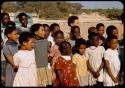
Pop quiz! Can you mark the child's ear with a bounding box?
[35,31,38,35]
[7,34,11,38]
[23,41,27,46]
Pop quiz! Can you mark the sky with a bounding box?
[70,1,123,9]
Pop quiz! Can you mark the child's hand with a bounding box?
[13,65,19,72]
[93,72,100,78]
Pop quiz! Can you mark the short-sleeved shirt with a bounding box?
[3,40,19,61]
[104,48,121,86]
[72,53,88,76]
[34,39,50,68]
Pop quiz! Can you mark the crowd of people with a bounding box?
[1,12,124,87]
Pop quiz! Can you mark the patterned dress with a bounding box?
[54,56,79,87]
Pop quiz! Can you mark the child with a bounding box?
[13,32,37,86]
[87,27,97,47]
[68,15,79,27]
[96,23,106,46]
[3,26,19,87]
[69,26,81,47]
[54,41,79,87]
[66,15,79,40]
[49,30,64,82]
[30,23,52,86]
[1,37,7,86]
[43,24,50,39]
[105,25,119,50]
[48,23,60,46]
[17,12,30,32]
[104,35,121,86]
[72,38,89,86]
[86,32,105,86]
[1,12,11,43]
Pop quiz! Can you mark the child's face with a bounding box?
[91,36,99,47]
[24,38,34,50]
[109,39,118,50]
[71,19,79,26]
[35,26,45,38]
[44,26,50,39]
[112,29,118,38]
[78,44,86,55]
[98,26,105,36]
[74,28,80,39]
[62,43,71,55]
[8,30,19,41]
[54,33,64,45]
[2,15,10,25]
[20,16,28,27]
[53,26,60,34]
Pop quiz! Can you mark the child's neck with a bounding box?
[8,39,16,42]
[36,36,44,40]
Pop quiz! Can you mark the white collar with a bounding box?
[62,56,71,60]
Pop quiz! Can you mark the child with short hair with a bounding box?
[49,30,64,82]
[30,23,52,87]
[104,35,121,86]
[68,15,79,27]
[69,26,81,47]
[96,23,106,46]
[54,41,79,87]
[13,32,37,86]
[3,26,19,87]
[17,12,30,32]
[43,24,50,39]
[48,23,60,46]
[86,32,105,86]
[72,38,89,86]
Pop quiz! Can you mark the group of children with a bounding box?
[1,12,124,87]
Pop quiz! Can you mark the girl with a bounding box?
[3,26,19,87]
[105,25,119,50]
[72,38,89,86]
[48,23,60,46]
[54,41,79,87]
[49,30,64,83]
[43,24,50,39]
[69,26,81,47]
[13,32,37,86]
[104,35,121,86]
[30,23,52,86]
[96,23,106,46]
[1,12,11,43]
[86,32,105,86]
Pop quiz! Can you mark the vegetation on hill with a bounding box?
[1,1,123,20]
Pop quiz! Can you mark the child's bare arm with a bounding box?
[87,60,95,74]
[55,70,63,86]
[5,55,15,67]
[96,59,104,74]
[105,60,117,82]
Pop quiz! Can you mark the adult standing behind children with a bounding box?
[3,26,19,87]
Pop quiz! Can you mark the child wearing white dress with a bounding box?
[104,35,121,86]
[13,32,37,86]
[86,33,105,86]
[72,38,89,86]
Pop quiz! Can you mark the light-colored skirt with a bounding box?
[37,66,53,86]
